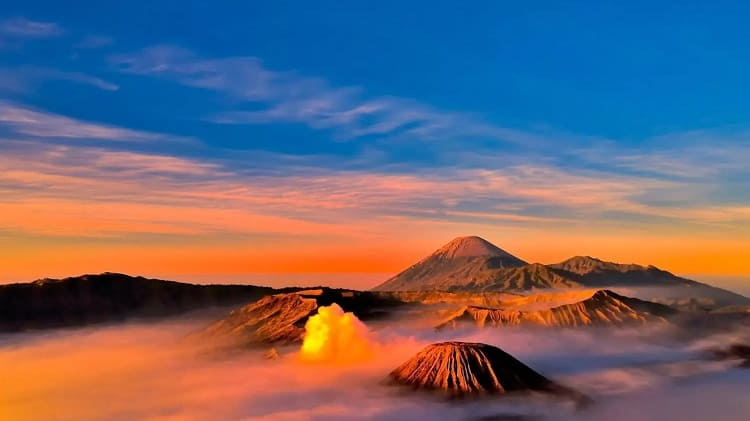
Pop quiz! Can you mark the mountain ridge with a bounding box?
[549,255,648,275]
[199,288,405,347]
[0,272,292,332]
[372,236,749,307]
[437,289,677,330]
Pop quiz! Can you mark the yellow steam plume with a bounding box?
[300,303,373,363]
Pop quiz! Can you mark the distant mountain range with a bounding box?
[1,237,747,334]
[0,273,287,332]
[372,236,749,306]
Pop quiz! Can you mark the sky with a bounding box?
[1,1,749,287]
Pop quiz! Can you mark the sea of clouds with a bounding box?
[1,307,749,421]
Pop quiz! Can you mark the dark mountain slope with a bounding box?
[0,273,281,332]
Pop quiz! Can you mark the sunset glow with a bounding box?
[0,4,748,291]
[3,4,750,421]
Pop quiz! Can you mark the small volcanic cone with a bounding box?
[389,342,586,402]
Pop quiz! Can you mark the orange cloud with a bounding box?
[1,141,750,283]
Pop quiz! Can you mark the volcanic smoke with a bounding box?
[300,303,373,363]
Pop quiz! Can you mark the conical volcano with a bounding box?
[431,236,517,259]
[389,341,579,398]
[372,236,529,291]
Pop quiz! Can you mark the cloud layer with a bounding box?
[2,315,749,420]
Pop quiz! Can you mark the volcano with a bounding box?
[372,237,749,308]
[389,341,584,400]
[201,292,317,346]
[428,236,520,259]
[199,288,404,347]
[372,236,533,291]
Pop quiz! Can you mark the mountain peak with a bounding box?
[389,342,548,395]
[371,236,528,291]
[433,236,511,259]
[551,256,644,275]
[566,255,603,263]
[389,341,582,400]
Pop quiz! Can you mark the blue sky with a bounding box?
[4,1,750,141]
[1,1,749,281]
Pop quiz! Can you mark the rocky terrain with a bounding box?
[437,289,677,330]
[201,292,318,345]
[373,290,523,307]
[199,288,404,346]
[389,341,584,401]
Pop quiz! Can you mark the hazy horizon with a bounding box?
[3,270,749,298]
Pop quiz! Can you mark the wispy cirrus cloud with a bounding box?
[101,44,750,202]
[0,17,63,39]
[0,102,188,142]
[109,45,542,145]
[0,141,363,238]
[575,129,750,180]
[2,139,746,242]
[0,66,119,92]
[551,132,750,229]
